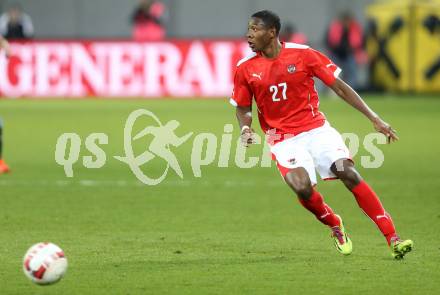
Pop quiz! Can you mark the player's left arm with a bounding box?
[330,77,399,143]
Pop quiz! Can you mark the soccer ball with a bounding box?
[23,242,68,285]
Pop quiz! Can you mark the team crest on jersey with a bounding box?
[287,64,296,73]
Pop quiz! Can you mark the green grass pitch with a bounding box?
[0,96,439,294]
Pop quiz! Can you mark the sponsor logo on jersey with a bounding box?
[251,72,263,80]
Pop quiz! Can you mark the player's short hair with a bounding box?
[251,10,281,36]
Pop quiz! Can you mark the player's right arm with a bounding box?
[0,36,11,58]
[236,105,255,146]
[230,64,255,146]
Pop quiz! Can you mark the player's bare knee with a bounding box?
[295,183,313,200]
[331,159,361,189]
[339,167,362,189]
[284,172,313,200]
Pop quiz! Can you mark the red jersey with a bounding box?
[230,42,341,139]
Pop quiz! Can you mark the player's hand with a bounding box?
[240,126,256,147]
[372,117,399,144]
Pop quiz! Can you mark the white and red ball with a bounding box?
[23,242,68,285]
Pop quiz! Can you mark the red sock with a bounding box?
[351,180,397,245]
[298,189,340,228]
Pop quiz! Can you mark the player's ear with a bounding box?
[270,27,277,38]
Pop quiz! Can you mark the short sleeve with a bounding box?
[306,48,341,86]
[229,65,252,107]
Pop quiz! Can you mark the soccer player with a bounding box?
[230,10,413,259]
[0,35,11,174]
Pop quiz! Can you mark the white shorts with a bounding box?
[270,122,351,185]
